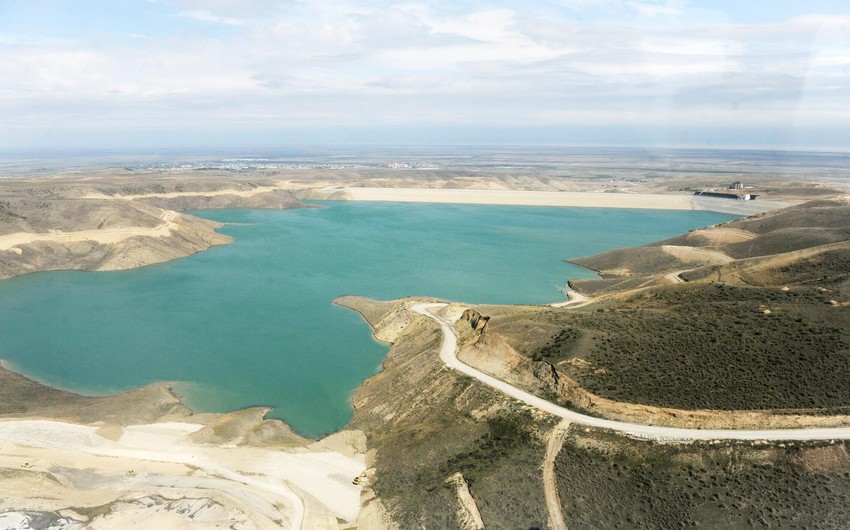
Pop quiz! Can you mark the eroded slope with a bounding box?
[339,297,554,529]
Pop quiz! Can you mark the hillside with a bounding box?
[568,197,850,297]
[336,198,850,528]
[449,199,847,418]
[337,296,555,529]
[0,179,303,279]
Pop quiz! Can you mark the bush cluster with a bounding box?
[522,284,850,411]
[556,436,850,529]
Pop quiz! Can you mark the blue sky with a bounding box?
[1,0,849,149]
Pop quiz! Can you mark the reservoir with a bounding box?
[0,202,735,437]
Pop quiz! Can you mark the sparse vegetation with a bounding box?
[371,409,550,529]
[357,198,850,527]
[347,309,553,528]
[556,429,850,529]
[491,282,850,412]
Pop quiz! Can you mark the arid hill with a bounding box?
[568,197,850,297]
[0,179,303,279]
[333,198,850,528]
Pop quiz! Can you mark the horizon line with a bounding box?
[2,144,850,157]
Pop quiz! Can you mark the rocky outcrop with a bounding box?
[454,308,489,345]
[459,309,489,332]
[458,324,547,393]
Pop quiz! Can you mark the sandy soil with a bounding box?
[81,182,289,201]
[660,245,734,265]
[543,420,572,530]
[688,226,757,244]
[550,289,592,308]
[0,210,181,252]
[446,473,485,530]
[0,419,365,530]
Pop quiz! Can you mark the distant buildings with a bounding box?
[693,181,757,200]
[694,190,757,201]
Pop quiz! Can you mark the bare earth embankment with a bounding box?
[0,364,367,529]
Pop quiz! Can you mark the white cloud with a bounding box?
[1,0,849,147]
[626,0,685,17]
[558,0,686,18]
[173,9,246,26]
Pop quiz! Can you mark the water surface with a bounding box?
[0,202,735,437]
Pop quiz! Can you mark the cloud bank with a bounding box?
[0,0,848,148]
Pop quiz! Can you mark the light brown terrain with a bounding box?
[334,194,850,528]
[0,178,305,279]
[0,363,368,529]
[1,161,839,280]
[0,163,848,528]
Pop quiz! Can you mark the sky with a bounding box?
[1,0,849,150]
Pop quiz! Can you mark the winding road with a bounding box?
[412,303,850,442]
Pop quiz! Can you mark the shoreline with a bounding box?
[0,190,803,433]
[0,191,790,426]
[0,359,368,528]
[0,168,845,527]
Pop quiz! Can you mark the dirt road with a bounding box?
[412,303,850,441]
[543,419,572,530]
[0,419,365,529]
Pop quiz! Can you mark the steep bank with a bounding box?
[336,296,555,529]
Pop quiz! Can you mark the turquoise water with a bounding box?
[0,202,735,437]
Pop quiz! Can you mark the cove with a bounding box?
[0,202,736,437]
